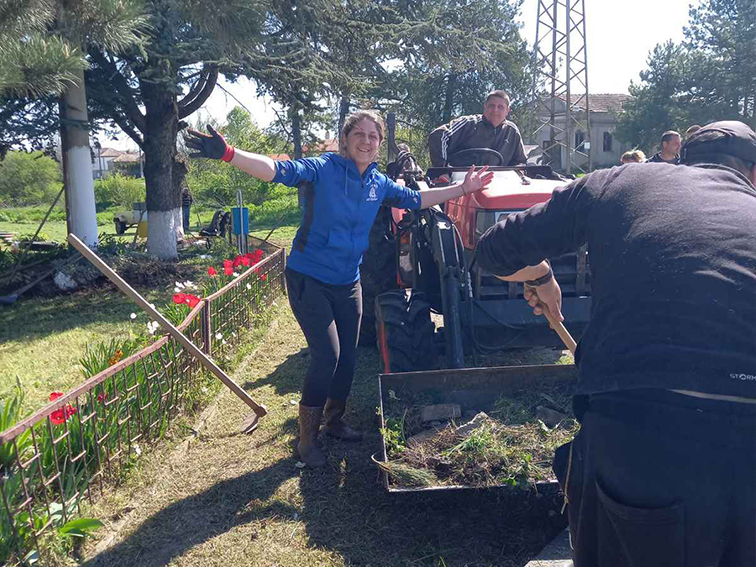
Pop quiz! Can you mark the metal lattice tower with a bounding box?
[530,0,592,173]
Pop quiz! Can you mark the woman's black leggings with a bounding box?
[285,268,362,407]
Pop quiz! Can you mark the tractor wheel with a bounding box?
[359,206,398,347]
[375,290,437,373]
[114,220,127,235]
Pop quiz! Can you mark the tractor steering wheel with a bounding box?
[447,148,505,167]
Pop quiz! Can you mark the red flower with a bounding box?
[173,293,188,304]
[240,256,250,266]
[255,249,264,260]
[207,266,218,276]
[244,252,256,262]
[261,274,268,282]
[185,294,201,309]
[97,392,108,403]
[232,257,243,268]
[49,392,77,425]
[224,266,234,276]
[223,259,233,269]
[253,266,261,275]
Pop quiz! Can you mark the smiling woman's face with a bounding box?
[344,118,381,170]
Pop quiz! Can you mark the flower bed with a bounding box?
[0,239,286,565]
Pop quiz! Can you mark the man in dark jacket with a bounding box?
[181,184,193,231]
[475,121,756,566]
[428,90,527,168]
[647,130,682,164]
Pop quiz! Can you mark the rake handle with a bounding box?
[68,234,267,418]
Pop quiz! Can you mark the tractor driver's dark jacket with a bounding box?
[428,115,527,168]
[647,152,680,164]
[475,162,756,400]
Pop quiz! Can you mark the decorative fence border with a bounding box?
[0,242,286,565]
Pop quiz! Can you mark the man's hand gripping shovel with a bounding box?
[69,234,267,433]
[524,283,577,355]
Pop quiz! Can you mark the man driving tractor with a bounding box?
[428,90,528,170]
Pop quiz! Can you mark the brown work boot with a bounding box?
[297,404,326,468]
[323,398,363,441]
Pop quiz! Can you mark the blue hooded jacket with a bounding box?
[273,153,422,285]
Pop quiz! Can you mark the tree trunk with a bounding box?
[59,68,98,247]
[142,81,180,260]
[442,73,457,124]
[338,95,350,152]
[291,108,304,209]
[291,109,303,159]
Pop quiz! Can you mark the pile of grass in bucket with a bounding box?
[379,380,578,489]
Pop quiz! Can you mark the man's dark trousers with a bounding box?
[560,390,756,566]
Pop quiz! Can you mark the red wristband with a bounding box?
[221,145,235,163]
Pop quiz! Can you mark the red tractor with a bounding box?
[359,146,592,373]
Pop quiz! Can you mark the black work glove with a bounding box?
[185,124,233,161]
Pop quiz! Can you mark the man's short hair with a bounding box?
[485,90,510,105]
[681,121,756,176]
[661,131,680,144]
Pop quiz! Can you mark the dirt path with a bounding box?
[82,308,567,567]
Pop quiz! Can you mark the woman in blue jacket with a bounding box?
[187,110,493,467]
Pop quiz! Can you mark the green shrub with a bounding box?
[0,151,62,207]
[94,173,146,209]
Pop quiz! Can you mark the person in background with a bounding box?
[181,184,193,232]
[646,130,681,164]
[186,110,493,468]
[620,149,646,164]
[475,121,756,566]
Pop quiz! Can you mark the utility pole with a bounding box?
[530,0,592,174]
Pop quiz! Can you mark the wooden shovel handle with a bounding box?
[542,307,577,355]
[68,234,267,417]
[524,283,577,355]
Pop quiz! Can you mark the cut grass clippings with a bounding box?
[80,307,567,567]
[379,380,577,490]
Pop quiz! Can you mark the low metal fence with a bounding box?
[0,245,286,565]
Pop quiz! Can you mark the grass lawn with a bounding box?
[0,215,299,412]
[0,289,163,412]
[0,209,299,248]
[81,307,569,567]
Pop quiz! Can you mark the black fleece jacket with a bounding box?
[475,162,756,399]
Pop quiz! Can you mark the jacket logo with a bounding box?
[367,184,378,202]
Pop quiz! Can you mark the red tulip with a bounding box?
[49,392,77,425]
[207,266,218,276]
[185,294,201,309]
[173,293,188,304]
